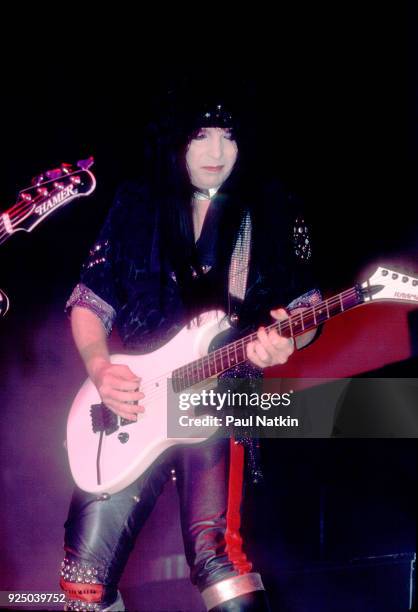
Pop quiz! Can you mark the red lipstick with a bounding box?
[201,166,224,172]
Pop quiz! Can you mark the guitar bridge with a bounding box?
[90,403,135,435]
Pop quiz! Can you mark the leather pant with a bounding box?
[60,437,268,610]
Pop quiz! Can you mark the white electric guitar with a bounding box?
[67,266,418,495]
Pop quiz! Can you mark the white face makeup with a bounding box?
[186,127,238,191]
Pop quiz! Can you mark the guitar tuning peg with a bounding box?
[53,181,65,190]
[46,168,63,180]
[61,163,72,174]
[37,186,48,196]
[22,192,32,202]
[31,174,44,186]
[77,156,94,170]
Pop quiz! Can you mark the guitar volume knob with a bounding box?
[118,432,129,444]
[32,174,44,185]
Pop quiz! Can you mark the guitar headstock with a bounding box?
[361,266,418,304]
[0,288,10,317]
[1,157,96,236]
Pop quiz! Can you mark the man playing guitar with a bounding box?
[60,87,317,611]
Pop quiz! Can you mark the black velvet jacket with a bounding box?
[69,178,317,352]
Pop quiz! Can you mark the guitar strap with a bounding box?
[228,211,251,319]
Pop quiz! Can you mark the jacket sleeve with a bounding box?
[65,182,144,334]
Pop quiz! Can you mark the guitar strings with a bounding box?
[133,287,360,410]
[0,192,58,246]
[0,188,61,242]
[135,287,359,394]
[171,287,360,382]
[133,289,358,407]
[0,193,47,243]
[133,287,360,404]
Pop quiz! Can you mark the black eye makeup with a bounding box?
[189,127,236,142]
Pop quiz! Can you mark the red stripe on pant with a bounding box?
[225,437,252,574]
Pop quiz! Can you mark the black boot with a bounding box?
[209,589,271,611]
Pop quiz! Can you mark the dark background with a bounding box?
[1,4,418,307]
[0,5,417,611]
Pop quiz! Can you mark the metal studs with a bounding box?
[65,600,101,612]
[293,216,312,261]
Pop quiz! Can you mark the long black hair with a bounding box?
[143,83,259,287]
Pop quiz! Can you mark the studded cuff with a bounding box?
[66,283,116,335]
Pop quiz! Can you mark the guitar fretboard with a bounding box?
[172,286,363,392]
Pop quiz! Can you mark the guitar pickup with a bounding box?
[90,403,135,435]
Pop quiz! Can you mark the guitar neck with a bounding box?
[0,214,12,245]
[0,162,96,247]
[172,286,364,392]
